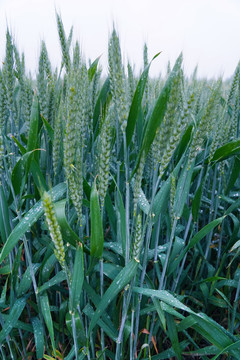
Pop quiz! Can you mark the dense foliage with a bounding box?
[0,14,240,360]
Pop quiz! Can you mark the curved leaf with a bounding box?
[88,259,138,335]
[40,292,55,355]
[0,183,66,264]
[126,52,161,147]
[54,199,82,248]
[32,317,44,359]
[70,244,84,312]
[210,139,240,163]
[93,77,111,138]
[0,296,27,344]
[38,270,67,294]
[90,180,104,259]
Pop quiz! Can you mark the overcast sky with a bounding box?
[0,0,239,79]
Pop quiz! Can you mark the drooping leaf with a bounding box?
[133,287,194,314]
[191,313,240,357]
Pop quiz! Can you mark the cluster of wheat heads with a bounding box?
[0,13,240,360]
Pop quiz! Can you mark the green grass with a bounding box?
[0,14,240,360]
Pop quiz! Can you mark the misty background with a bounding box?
[0,0,239,79]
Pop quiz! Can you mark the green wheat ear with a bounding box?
[0,70,8,130]
[73,41,81,70]
[56,12,71,73]
[4,29,16,127]
[68,149,84,227]
[108,27,128,133]
[188,80,222,168]
[132,213,143,262]
[153,67,186,176]
[63,66,87,226]
[41,191,66,270]
[37,41,51,120]
[133,154,145,217]
[127,61,135,103]
[142,43,150,113]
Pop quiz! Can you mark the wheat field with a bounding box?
[0,13,240,360]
